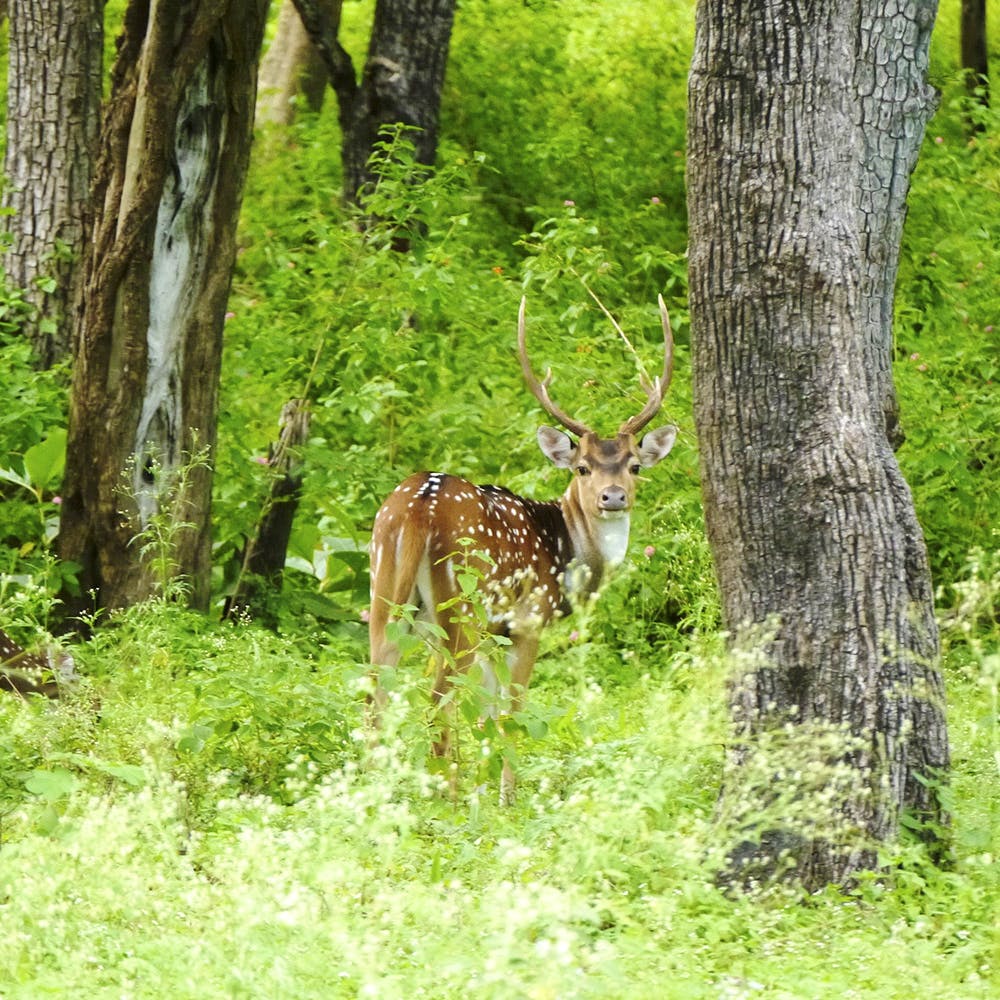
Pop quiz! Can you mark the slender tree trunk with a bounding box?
[688,0,949,890]
[256,0,329,126]
[2,0,103,367]
[961,0,989,112]
[224,399,310,629]
[291,0,457,202]
[58,0,269,618]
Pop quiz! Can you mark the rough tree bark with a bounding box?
[291,0,457,202]
[688,0,949,889]
[857,4,939,449]
[256,0,329,126]
[2,0,103,367]
[58,0,269,617]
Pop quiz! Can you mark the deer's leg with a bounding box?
[428,609,479,798]
[368,598,404,717]
[368,527,428,720]
[499,630,540,807]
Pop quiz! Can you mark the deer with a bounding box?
[368,296,678,805]
[0,627,77,699]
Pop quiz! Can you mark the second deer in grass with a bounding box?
[369,297,678,804]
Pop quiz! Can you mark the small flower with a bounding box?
[568,630,580,642]
[224,311,236,321]
[909,352,920,361]
[360,609,371,624]
[986,325,994,333]
[253,455,270,465]
[492,266,504,275]
[934,136,944,144]
[643,545,656,558]
[52,495,62,505]
[917,363,928,372]
[650,196,662,205]
[563,199,575,207]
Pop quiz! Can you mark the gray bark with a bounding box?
[256,0,329,126]
[291,0,457,202]
[857,3,938,448]
[58,0,269,617]
[688,0,949,890]
[2,0,103,367]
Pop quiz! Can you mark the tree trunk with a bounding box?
[688,0,949,890]
[256,0,329,126]
[961,0,989,112]
[58,0,269,618]
[291,0,457,202]
[857,3,939,449]
[224,399,310,629]
[2,0,103,367]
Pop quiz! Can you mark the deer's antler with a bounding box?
[618,294,674,437]
[517,297,593,438]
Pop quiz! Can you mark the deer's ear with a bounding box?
[637,425,677,467]
[537,425,576,468]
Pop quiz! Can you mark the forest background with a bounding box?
[0,0,998,996]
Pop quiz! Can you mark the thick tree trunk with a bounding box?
[58,0,269,618]
[292,0,456,202]
[688,1,949,890]
[857,3,939,449]
[256,0,329,126]
[2,0,103,367]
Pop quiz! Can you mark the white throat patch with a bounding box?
[595,514,630,568]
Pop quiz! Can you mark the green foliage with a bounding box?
[0,1,997,994]
[895,79,1000,588]
[0,289,68,570]
[0,597,996,996]
[123,445,212,601]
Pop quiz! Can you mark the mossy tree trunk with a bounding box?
[688,0,949,889]
[2,0,103,367]
[58,0,268,617]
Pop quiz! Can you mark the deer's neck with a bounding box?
[558,491,631,598]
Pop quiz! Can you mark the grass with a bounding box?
[0,599,996,998]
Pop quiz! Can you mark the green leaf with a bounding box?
[95,763,148,787]
[0,465,32,492]
[177,723,213,753]
[23,428,67,492]
[25,768,76,803]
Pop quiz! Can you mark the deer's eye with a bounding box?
[630,463,642,475]
[576,465,591,477]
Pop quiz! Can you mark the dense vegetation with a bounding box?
[0,1,997,995]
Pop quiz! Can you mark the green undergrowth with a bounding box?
[0,595,996,997]
[0,1,998,996]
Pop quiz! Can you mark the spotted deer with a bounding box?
[369,297,678,804]
[0,627,76,698]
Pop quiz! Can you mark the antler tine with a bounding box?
[517,297,593,438]
[618,294,674,437]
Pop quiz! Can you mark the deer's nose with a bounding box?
[599,486,628,511]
